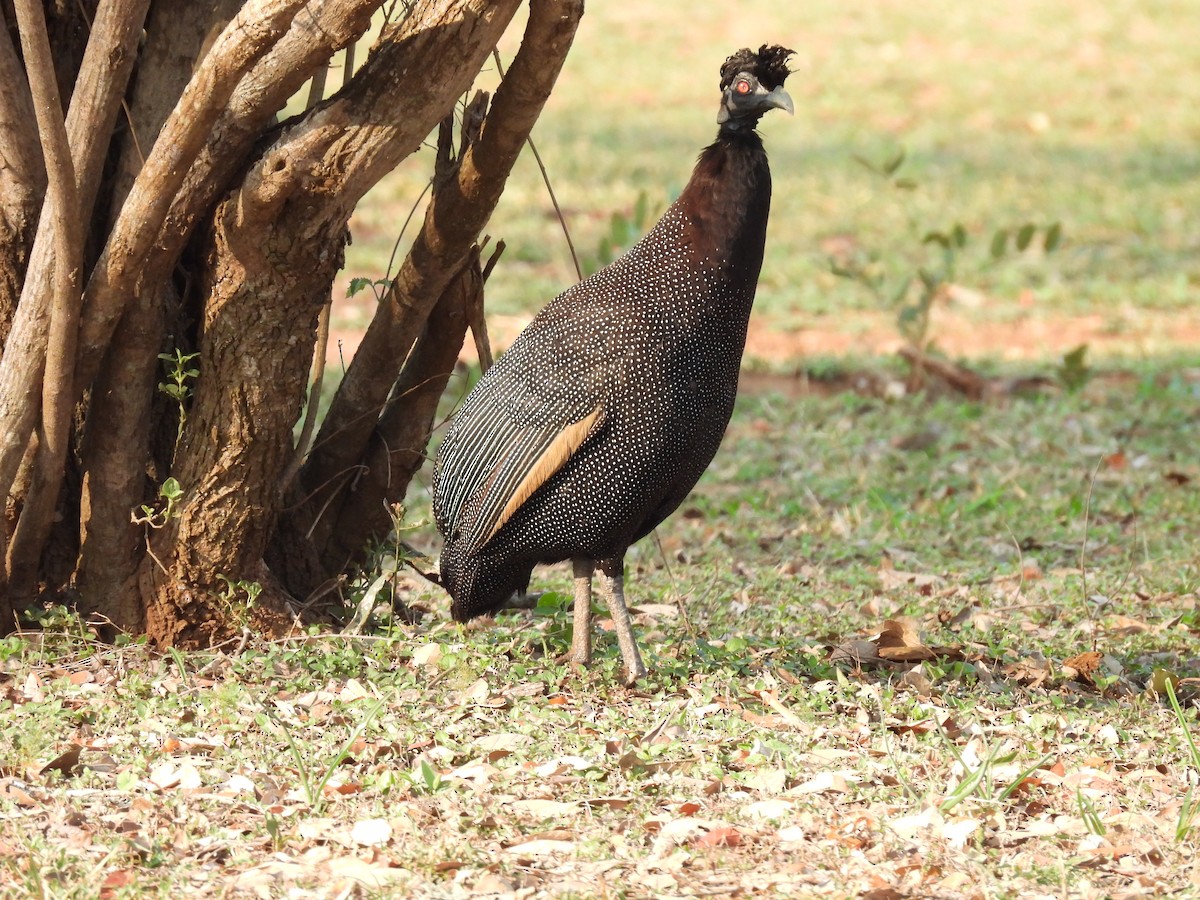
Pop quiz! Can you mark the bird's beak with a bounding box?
[762,86,794,116]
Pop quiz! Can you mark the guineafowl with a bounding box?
[432,45,794,683]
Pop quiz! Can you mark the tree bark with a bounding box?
[296,0,583,567]
[5,0,84,599]
[7,0,153,601]
[0,0,304,556]
[137,0,523,647]
[75,0,243,625]
[0,11,44,352]
[0,17,42,625]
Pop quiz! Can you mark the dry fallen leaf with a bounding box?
[697,825,743,848]
[875,618,935,662]
[502,838,575,857]
[1063,650,1103,685]
[1105,615,1153,636]
[830,639,881,668]
[349,818,392,847]
[326,856,410,889]
[878,568,945,592]
[791,771,853,795]
[40,744,84,779]
[1003,656,1052,688]
[510,799,578,819]
[743,798,793,820]
[410,644,441,668]
[581,796,632,810]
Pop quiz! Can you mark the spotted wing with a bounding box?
[432,305,612,554]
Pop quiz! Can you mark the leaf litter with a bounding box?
[2,372,1200,897]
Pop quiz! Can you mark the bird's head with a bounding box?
[717,44,795,130]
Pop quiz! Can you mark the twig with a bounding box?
[491,47,582,281]
[897,344,987,399]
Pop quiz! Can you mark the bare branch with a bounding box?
[5,0,83,596]
[135,0,383,316]
[321,249,478,573]
[7,0,153,597]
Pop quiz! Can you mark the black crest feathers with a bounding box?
[719,44,795,91]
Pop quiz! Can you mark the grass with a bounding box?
[338,0,1200,356]
[3,361,1200,895]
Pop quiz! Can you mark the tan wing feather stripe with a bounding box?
[483,404,606,546]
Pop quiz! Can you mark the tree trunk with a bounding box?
[75,0,243,624]
[137,0,524,645]
[0,0,583,643]
[0,9,44,351]
[319,245,479,578]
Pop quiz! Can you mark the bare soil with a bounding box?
[327,296,1199,374]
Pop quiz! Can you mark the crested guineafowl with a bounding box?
[432,45,794,683]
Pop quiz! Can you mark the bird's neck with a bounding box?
[674,129,772,290]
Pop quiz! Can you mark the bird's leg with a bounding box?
[570,557,594,667]
[597,556,647,685]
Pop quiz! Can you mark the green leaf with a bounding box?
[852,153,880,174]
[1044,221,1063,252]
[952,223,968,248]
[160,477,183,502]
[922,231,950,248]
[893,177,918,190]
[534,590,571,615]
[888,276,913,306]
[420,759,440,793]
[1016,223,1037,252]
[990,229,1009,259]
[347,277,373,298]
[634,191,649,227]
[1057,343,1091,393]
[883,146,906,175]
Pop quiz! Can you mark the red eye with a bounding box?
[736,80,751,94]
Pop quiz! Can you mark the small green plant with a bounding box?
[1164,678,1200,841]
[584,191,661,276]
[399,758,449,796]
[1076,787,1106,836]
[347,276,395,301]
[1056,343,1091,393]
[131,476,184,528]
[833,146,1062,377]
[261,697,385,815]
[158,349,200,449]
[215,576,263,630]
